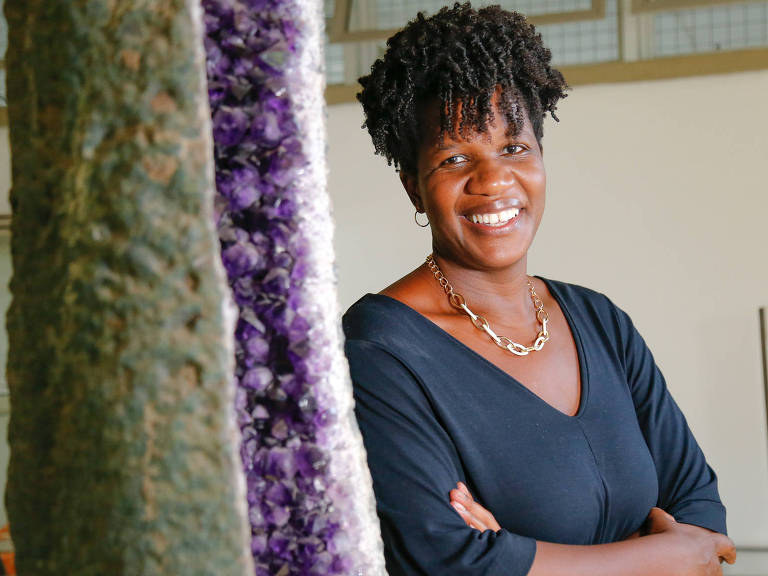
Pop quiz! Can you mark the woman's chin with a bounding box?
[437,245,530,272]
[452,216,534,266]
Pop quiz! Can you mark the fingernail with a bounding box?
[452,501,466,513]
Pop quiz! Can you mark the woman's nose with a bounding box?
[466,158,515,195]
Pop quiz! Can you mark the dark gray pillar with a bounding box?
[3,2,253,574]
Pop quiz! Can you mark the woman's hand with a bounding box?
[448,482,501,532]
[447,487,737,575]
[643,507,737,574]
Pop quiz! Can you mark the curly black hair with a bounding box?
[357,2,569,174]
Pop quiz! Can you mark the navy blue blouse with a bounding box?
[342,277,727,576]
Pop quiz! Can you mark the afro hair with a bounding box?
[357,2,569,174]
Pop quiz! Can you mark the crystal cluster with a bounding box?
[202,1,385,574]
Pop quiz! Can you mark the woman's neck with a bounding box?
[426,251,535,323]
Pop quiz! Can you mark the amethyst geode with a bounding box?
[202,1,385,574]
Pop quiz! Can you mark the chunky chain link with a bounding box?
[425,253,550,356]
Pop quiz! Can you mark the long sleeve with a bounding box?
[613,304,728,535]
[345,338,538,576]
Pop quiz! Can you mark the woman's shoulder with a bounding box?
[342,292,401,335]
[341,292,425,351]
[342,264,437,347]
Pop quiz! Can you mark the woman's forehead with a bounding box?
[417,95,531,146]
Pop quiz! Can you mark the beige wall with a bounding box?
[328,68,768,566]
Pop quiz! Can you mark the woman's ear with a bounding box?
[399,170,423,212]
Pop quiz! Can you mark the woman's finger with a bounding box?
[450,488,500,532]
[450,489,488,530]
[451,500,487,531]
[457,481,472,499]
[716,535,737,564]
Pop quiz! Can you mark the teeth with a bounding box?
[469,208,520,226]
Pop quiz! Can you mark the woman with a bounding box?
[342,3,736,575]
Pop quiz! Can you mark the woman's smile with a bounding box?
[466,207,519,226]
[461,207,523,233]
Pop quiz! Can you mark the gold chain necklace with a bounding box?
[425,253,550,356]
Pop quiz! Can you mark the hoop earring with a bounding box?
[414,210,430,228]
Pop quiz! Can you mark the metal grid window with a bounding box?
[356,0,594,31]
[325,40,346,85]
[541,0,619,65]
[326,0,619,85]
[655,0,768,56]
[325,0,336,19]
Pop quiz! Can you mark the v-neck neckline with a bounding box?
[362,276,590,420]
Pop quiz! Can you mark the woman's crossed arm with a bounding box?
[449,482,737,576]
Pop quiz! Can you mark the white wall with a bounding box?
[328,69,768,562]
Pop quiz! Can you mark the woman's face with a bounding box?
[402,94,546,272]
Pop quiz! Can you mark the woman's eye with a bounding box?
[504,144,526,155]
[441,155,467,166]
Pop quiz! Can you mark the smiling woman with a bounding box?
[341,3,737,576]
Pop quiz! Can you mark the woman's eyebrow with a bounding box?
[432,142,462,152]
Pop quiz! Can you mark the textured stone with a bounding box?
[4,1,253,574]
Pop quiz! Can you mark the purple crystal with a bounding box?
[296,444,327,478]
[266,504,291,528]
[268,533,291,557]
[221,242,261,277]
[213,106,250,148]
[203,0,359,573]
[251,533,268,556]
[241,366,272,392]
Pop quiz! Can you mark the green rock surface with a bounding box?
[3,1,253,574]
